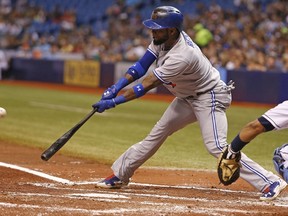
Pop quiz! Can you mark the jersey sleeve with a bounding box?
[147,42,160,59]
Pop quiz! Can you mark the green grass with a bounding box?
[0,84,286,171]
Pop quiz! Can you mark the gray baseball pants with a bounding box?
[112,82,279,191]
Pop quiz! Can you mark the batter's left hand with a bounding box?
[102,85,118,100]
[92,99,116,113]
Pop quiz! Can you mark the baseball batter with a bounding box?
[225,100,288,200]
[92,6,284,200]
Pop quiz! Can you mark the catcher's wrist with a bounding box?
[227,145,239,159]
[228,145,238,154]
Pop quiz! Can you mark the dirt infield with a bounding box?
[0,81,287,215]
[0,142,287,216]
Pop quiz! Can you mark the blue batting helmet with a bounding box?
[143,6,183,32]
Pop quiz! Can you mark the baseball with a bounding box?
[0,107,7,118]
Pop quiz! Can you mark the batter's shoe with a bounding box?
[96,174,128,189]
[260,179,287,201]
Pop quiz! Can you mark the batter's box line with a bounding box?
[0,160,256,196]
[0,161,74,185]
[3,160,286,204]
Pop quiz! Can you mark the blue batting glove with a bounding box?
[92,99,116,113]
[102,85,118,100]
[102,78,129,100]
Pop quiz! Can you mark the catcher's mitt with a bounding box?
[217,146,241,186]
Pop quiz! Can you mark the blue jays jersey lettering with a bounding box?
[149,31,219,98]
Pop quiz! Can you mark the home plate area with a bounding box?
[0,143,288,215]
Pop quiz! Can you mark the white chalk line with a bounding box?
[0,202,162,215]
[1,161,288,215]
[27,179,257,197]
[0,202,256,216]
[0,193,260,216]
[31,182,288,205]
[73,180,257,196]
[0,200,253,216]
[26,181,288,208]
[95,189,288,208]
[0,162,73,185]
[0,192,276,216]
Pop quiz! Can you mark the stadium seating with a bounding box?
[24,0,276,35]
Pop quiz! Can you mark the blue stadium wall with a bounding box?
[10,58,288,104]
[227,70,288,104]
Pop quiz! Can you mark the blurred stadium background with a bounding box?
[0,0,287,171]
[0,0,287,104]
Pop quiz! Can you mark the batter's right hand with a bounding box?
[102,85,118,100]
[92,99,116,113]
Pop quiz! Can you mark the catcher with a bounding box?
[273,143,288,183]
[218,100,288,201]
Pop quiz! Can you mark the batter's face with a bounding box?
[152,29,170,45]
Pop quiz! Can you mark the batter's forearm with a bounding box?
[114,73,162,106]
[122,88,139,101]
[114,84,147,105]
[112,71,141,96]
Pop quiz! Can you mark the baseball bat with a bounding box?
[41,108,97,161]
